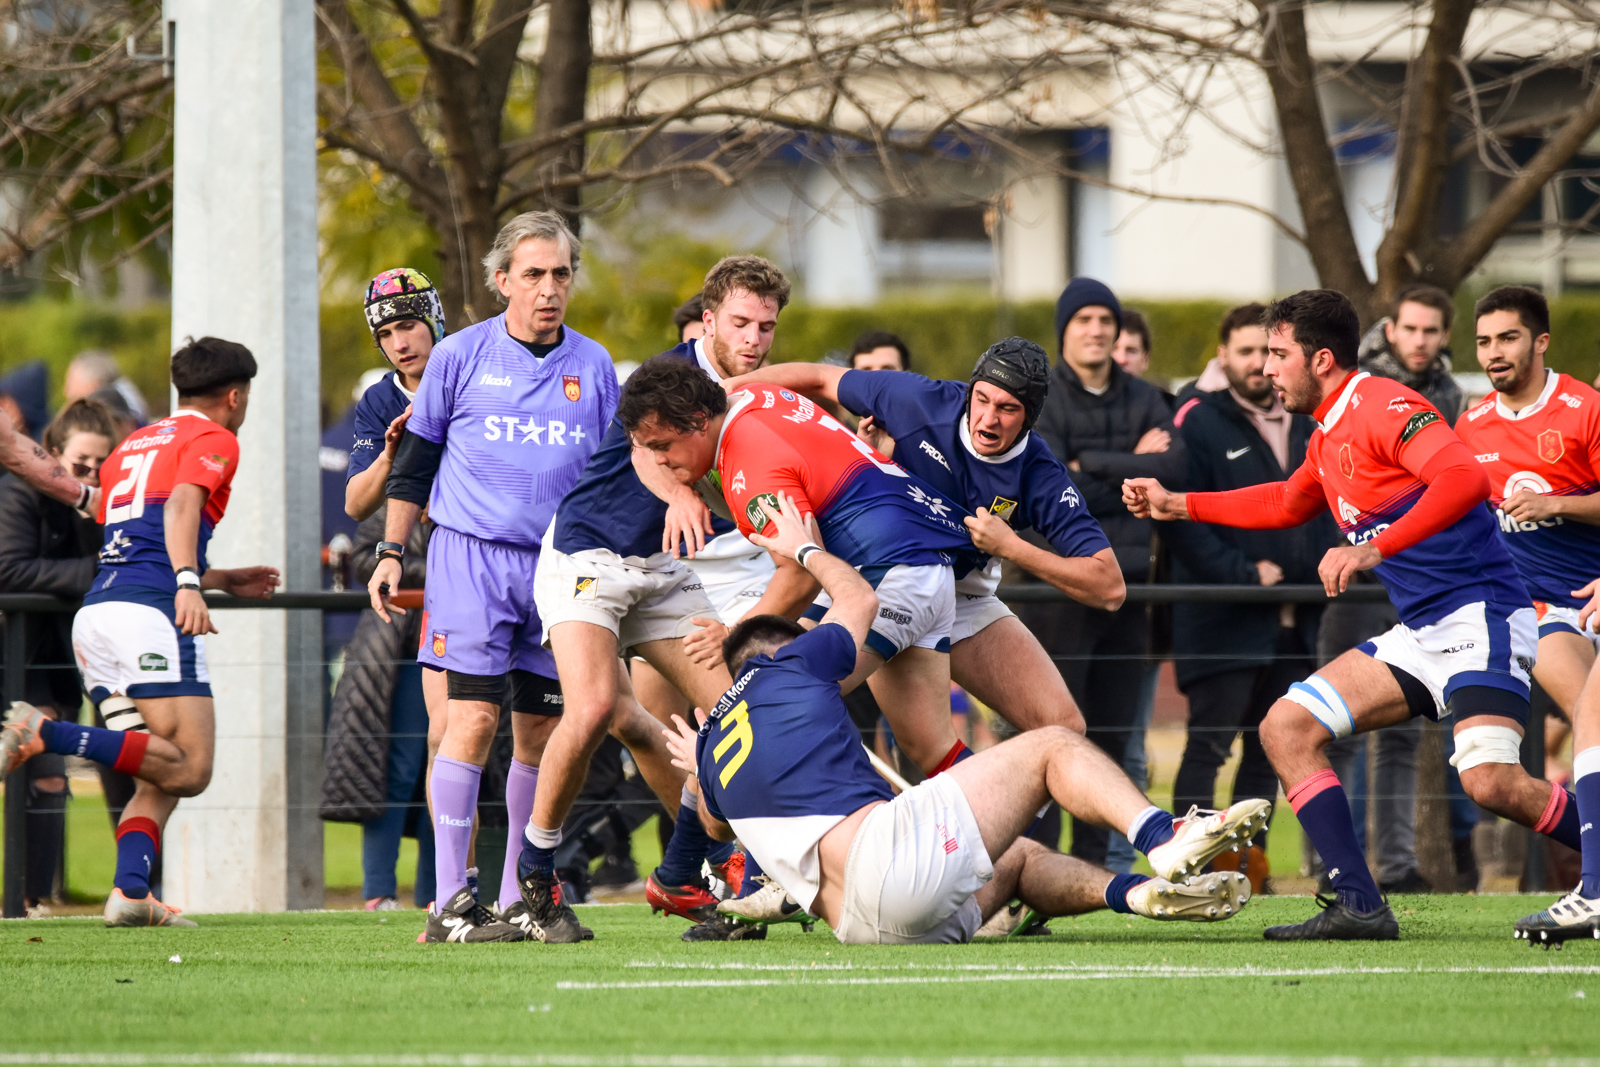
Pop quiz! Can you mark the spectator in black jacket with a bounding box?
[0,399,119,912]
[1163,305,1339,890]
[1028,277,1186,864]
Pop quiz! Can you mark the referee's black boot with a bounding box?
[423,887,526,943]
[518,868,590,944]
[1263,894,1399,941]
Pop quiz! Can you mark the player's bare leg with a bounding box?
[1534,630,1595,720]
[631,658,692,728]
[842,646,960,774]
[951,616,1087,734]
[635,635,732,713]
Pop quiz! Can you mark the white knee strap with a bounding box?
[1449,725,1523,772]
[1284,676,1356,739]
[99,695,147,733]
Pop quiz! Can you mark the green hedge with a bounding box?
[6,293,1599,427]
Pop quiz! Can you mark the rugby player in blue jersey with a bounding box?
[519,258,818,943]
[660,491,1258,943]
[367,212,679,943]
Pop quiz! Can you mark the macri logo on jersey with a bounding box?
[1497,470,1564,532]
[482,415,588,446]
[1337,495,1390,545]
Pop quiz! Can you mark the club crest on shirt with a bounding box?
[1400,410,1441,443]
[989,496,1018,523]
[431,632,446,657]
[573,576,599,601]
[1539,428,1565,464]
[562,374,581,402]
[1339,443,1355,479]
[746,492,780,530]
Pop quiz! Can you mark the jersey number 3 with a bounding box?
[713,700,754,787]
[104,451,158,523]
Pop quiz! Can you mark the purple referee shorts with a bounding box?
[419,526,557,678]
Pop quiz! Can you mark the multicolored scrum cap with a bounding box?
[364,268,446,344]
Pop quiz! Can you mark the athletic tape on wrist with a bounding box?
[795,542,824,571]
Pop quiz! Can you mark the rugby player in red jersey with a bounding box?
[1124,290,1580,941]
[1454,286,1600,943]
[0,337,280,926]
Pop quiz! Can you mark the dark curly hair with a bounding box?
[618,354,728,435]
[1264,290,1360,370]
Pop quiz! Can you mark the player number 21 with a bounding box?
[104,451,158,523]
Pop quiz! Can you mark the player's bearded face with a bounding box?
[1264,327,1319,414]
[632,415,714,483]
[968,382,1026,454]
[705,290,779,378]
[1476,309,1538,395]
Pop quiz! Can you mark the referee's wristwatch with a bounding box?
[375,541,405,564]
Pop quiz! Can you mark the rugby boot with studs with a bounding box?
[0,702,47,777]
[423,887,526,943]
[500,897,592,942]
[1147,799,1273,883]
[716,874,811,929]
[1514,887,1600,949]
[517,868,589,943]
[1263,893,1398,941]
[1125,872,1250,922]
[681,914,769,942]
[645,871,719,922]
[104,888,197,928]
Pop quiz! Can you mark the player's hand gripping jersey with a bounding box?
[1186,371,1527,629]
[407,318,618,548]
[835,369,1110,573]
[705,387,973,570]
[1456,371,1600,609]
[697,623,894,914]
[86,411,238,602]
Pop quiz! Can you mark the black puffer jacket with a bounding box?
[320,508,430,823]
[0,474,102,706]
[1033,361,1186,580]
[1163,389,1339,687]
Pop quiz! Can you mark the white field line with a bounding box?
[6,1055,1600,1067]
[547,959,1600,990]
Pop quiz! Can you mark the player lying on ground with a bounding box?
[660,491,1263,943]
[513,258,812,944]
[1123,289,1582,942]
[0,337,280,927]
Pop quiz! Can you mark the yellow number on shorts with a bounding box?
[713,700,753,787]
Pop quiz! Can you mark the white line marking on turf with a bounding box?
[548,960,1600,990]
[7,1055,1600,1067]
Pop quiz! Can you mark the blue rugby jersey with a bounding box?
[552,340,737,561]
[837,370,1111,574]
[698,623,894,913]
[406,317,616,548]
[348,372,413,480]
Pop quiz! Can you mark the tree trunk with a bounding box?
[1413,719,1456,892]
[532,0,592,225]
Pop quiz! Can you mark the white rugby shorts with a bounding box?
[1534,601,1600,651]
[1355,600,1536,721]
[804,563,955,659]
[833,772,992,945]
[950,559,1015,645]
[534,541,716,654]
[72,598,212,704]
[688,529,774,626]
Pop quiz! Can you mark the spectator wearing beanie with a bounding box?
[1026,277,1185,866]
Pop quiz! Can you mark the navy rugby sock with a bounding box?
[1127,805,1175,854]
[519,824,560,879]
[1104,872,1149,914]
[114,816,160,900]
[655,786,713,886]
[1534,781,1582,852]
[39,718,147,774]
[1575,748,1600,898]
[1288,770,1382,912]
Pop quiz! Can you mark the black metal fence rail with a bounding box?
[0,583,1392,916]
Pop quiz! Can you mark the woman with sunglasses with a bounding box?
[0,397,120,914]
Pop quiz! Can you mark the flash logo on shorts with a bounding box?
[432,632,446,657]
[573,576,599,601]
[138,653,167,672]
[989,497,1018,523]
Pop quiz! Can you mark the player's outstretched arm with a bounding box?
[1121,478,1189,521]
[0,406,95,512]
[721,362,846,404]
[748,491,877,646]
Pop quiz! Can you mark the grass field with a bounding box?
[3,895,1599,1066]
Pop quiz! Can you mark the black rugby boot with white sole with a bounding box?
[518,868,589,944]
[423,887,527,943]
